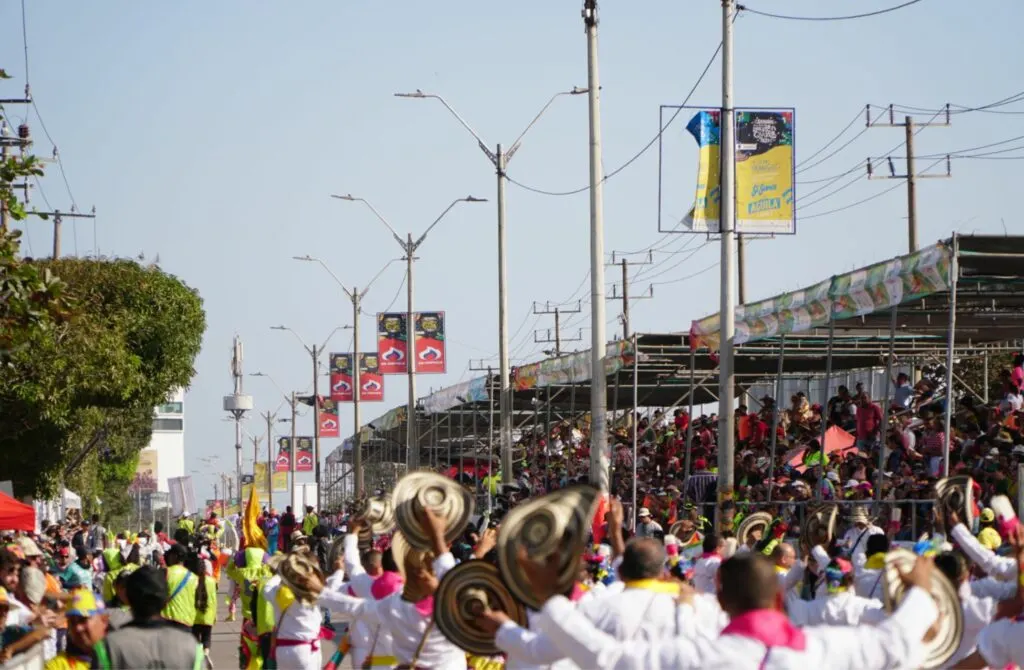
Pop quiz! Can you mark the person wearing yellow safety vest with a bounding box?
[178,514,196,536]
[161,545,198,629]
[188,553,218,669]
[253,555,285,667]
[226,544,269,669]
[100,548,126,605]
[93,565,204,670]
[301,507,319,536]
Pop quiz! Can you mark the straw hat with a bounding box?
[736,512,772,546]
[801,503,838,549]
[496,484,600,611]
[848,505,871,526]
[882,549,963,668]
[278,551,325,605]
[433,560,527,656]
[935,475,974,531]
[392,471,474,550]
[353,496,396,535]
[669,521,698,546]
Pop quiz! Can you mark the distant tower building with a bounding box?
[134,388,185,494]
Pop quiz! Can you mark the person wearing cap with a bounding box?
[93,566,203,669]
[160,545,197,630]
[976,508,1002,551]
[634,508,662,539]
[44,590,105,670]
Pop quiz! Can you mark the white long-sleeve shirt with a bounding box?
[785,590,886,627]
[951,523,1016,580]
[693,554,722,594]
[840,524,884,566]
[975,617,1024,667]
[338,533,394,669]
[939,581,997,669]
[533,586,938,670]
[319,552,464,670]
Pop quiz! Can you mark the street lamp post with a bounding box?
[395,87,586,483]
[250,372,303,504]
[293,256,400,498]
[331,194,486,470]
[270,326,346,507]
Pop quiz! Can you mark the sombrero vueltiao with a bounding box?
[736,511,772,546]
[934,475,975,532]
[433,560,527,656]
[669,521,699,547]
[497,484,600,611]
[881,548,963,669]
[801,503,838,549]
[392,471,474,550]
[278,551,325,606]
[354,496,396,536]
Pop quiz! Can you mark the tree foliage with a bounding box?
[0,256,206,500]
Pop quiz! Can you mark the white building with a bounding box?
[135,388,186,493]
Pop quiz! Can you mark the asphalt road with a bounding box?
[209,578,341,669]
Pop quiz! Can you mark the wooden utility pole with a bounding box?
[866,105,951,253]
[532,301,583,356]
[606,252,653,339]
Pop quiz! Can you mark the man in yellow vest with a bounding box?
[161,545,197,629]
[301,506,319,536]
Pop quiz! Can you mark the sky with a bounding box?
[3,0,1022,503]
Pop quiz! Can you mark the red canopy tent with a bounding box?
[0,491,35,532]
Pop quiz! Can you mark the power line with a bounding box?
[737,0,926,22]
[796,109,863,167]
[801,156,945,220]
[505,29,727,198]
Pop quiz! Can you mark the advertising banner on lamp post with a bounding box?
[377,313,409,374]
[358,353,385,401]
[414,311,447,374]
[329,353,354,402]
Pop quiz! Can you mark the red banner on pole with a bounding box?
[329,353,354,402]
[377,313,409,374]
[275,437,291,472]
[319,397,340,437]
[359,353,385,401]
[415,311,447,374]
[295,437,314,472]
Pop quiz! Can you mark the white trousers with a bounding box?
[275,645,321,670]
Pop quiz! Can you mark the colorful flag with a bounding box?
[242,483,267,551]
[414,311,447,374]
[329,353,354,402]
[275,437,291,472]
[681,110,722,233]
[734,109,795,234]
[320,397,340,438]
[295,436,314,472]
[377,313,409,374]
[358,353,385,401]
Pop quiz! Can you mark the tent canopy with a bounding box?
[0,491,35,532]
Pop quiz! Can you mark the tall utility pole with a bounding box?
[583,0,610,492]
[395,87,586,486]
[0,96,32,234]
[271,325,346,506]
[293,255,399,498]
[736,236,747,305]
[24,209,96,258]
[290,392,297,499]
[223,337,253,507]
[606,252,654,340]
[718,0,738,522]
[332,194,486,470]
[865,104,951,253]
[532,301,583,356]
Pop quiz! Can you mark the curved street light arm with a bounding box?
[332,195,406,249]
[414,197,487,249]
[507,88,587,160]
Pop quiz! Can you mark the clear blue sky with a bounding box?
[3,0,1021,503]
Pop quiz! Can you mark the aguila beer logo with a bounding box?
[419,314,439,333]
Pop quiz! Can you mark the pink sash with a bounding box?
[722,609,806,652]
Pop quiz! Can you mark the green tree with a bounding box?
[0,258,205,498]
